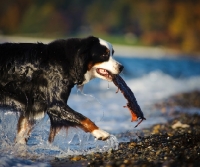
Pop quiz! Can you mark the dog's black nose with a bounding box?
[119,64,124,72]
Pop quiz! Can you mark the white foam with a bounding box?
[126,71,200,103]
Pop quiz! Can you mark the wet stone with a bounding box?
[70,155,82,161]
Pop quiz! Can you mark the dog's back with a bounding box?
[0,43,49,119]
[0,43,46,84]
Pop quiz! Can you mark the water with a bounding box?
[1,50,200,166]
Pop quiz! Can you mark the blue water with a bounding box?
[115,56,200,78]
[0,54,200,166]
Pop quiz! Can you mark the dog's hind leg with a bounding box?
[15,115,33,144]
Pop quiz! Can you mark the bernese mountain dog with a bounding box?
[0,36,123,144]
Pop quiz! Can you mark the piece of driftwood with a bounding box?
[112,74,146,127]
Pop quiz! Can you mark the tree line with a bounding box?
[0,0,200,53]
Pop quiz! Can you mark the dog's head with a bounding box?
[83,37,124,84]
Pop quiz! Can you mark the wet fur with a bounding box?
[0,36,119,143]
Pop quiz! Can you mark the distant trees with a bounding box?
[0,0,200,53]
[0,0,32,34]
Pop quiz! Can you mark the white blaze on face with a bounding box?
[96,38,121,75]
[99,38,113,56]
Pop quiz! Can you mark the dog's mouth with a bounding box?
[96,68,113,80]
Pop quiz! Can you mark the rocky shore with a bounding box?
[50,91,200,167]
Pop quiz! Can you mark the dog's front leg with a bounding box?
[47,105,110,142]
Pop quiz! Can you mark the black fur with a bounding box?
[0,36,109,142]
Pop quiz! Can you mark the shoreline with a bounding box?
[50,112,200,167]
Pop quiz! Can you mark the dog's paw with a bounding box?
[91,129,110,140]
[15,136,27,145]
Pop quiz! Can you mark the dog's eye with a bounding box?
[101,53,108,59]
[106,51,110,56]
[102,54,107,57]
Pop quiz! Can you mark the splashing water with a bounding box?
[107,82,110,89]
[0,108,119,160]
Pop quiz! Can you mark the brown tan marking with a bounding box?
[106,49,110,55]
[15,115,33,144]
[87,62,102,71]
[79,118,99,133]
[87,62,94,71]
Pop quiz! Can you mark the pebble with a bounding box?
[70,155,82,161]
